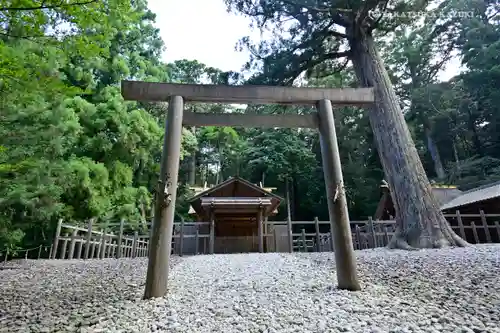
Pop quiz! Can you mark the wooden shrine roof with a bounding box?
[188,177,282,218]
[440,180,500,211]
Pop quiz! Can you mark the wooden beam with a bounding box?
[183,111,318,128]
[143,95,184,299]
[317,99,360,291]
[121,80,374,105]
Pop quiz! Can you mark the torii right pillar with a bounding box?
[317,99,361,291]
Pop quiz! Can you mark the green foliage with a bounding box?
[3,0,500,253]
[0,0,194,252]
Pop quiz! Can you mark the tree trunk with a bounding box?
[201,162,206,185]
[216,145,223,184]
[452,139,461,176]
[285,178,292,222]
[188,151,196,185]
[290,176,296,221]
[424,126,446,180]
[348,30,467,249]
[188,126,196,185]
[139,203,148,231]
[463,100,483,156]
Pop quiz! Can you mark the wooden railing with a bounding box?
[4,210,498,262]
[50,219,149,260]
[443,211,500,244]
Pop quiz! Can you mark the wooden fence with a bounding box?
[443,211,500,244]
[49,219,149,260]
[3,210,499,262]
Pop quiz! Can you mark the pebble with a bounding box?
[0,245,499,332]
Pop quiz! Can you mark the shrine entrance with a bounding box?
[120,80,374,299]
[188,177,282,254]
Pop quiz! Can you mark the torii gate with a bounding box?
[121,80,374,299]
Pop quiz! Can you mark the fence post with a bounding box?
[60,233,69,259]
[116,219,124,259]
[264,216,269,251]
[99,227,108,259]
[384,226,390,246]
[122,238,127,257]
[272,226,278,252]
[106,232,113,258]
[471,222,479,243]
[179,218,185,256]
[195,229,199,254]
[209,213,215,255]
[96,231,103,259]
[456,210,466,239]
[495,221,500,241]
[68,229,78,259]
[84,219,94,259]
[51,218,63,259]
[479,210,492,243]
[368,217,377,248]
[330,231,334,251]
[91,236,98,258]
[301,229,307,252]
[48,244,53,259]
[314,217,321,252]
[132,231,138,258]
[258,210,264,253]
[76,240,83,259]
[355,225,362,250]
[125,238,130,257]
[25,249,29,260]
[37,245,42,259]
[287,218,293,253]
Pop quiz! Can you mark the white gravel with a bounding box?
[1,245,499,333]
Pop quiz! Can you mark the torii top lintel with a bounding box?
[121,80,374,106]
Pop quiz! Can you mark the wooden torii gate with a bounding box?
[121,80,374,299]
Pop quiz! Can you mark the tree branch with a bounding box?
[280,0,351,27]
[367,0,389,32]
[0,0,97,11]
[279,50,351,85]
[330,30,348,38]
[356,0,382,27]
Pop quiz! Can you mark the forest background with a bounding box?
[1,0,499,252]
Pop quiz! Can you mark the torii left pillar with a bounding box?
[144,95,183,299]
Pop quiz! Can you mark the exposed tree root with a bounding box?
[387,221,470,250]
[387,237,420,251]
[450,232,470,247]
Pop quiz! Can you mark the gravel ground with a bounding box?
[0,245,499,333]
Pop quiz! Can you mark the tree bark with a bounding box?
[348,30,468,249]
